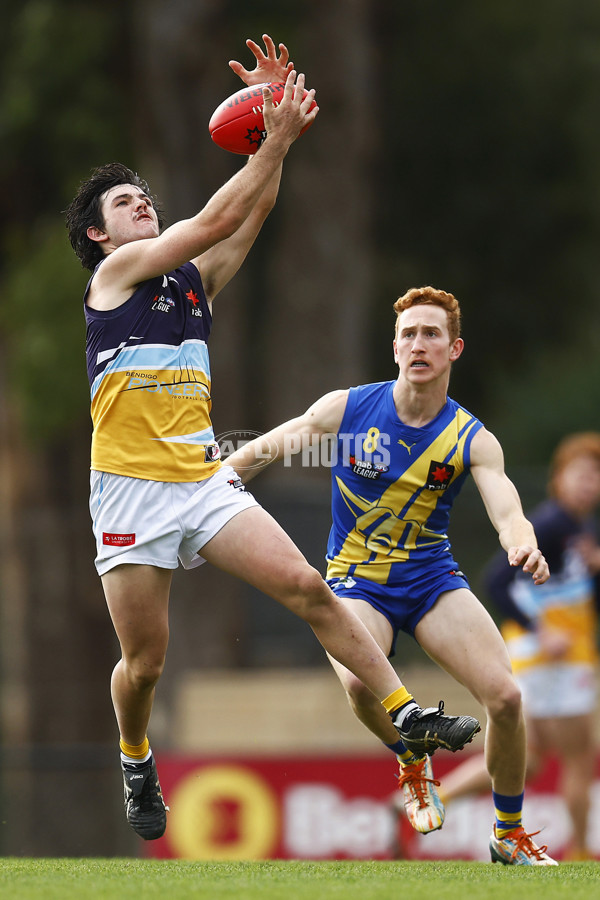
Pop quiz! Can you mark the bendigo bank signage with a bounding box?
[146,754,596,861]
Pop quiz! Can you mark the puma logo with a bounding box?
[398,439,417,455]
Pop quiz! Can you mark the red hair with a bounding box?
[393,286,461,342]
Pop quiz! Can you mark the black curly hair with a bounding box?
[65,162,165,270]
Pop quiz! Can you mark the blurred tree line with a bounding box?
[1,0,600,854]
[1,0,600,456]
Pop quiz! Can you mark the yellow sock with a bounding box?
[120,736,150,761]
[382,686,414,715]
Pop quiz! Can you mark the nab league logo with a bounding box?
[349,455,389,480]
[425,460,455,491]
[151,294,175,313]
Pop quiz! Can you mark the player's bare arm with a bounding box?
[87,69,317,310]
[470,427,549,584]
[195,164,283,304]
[196,35,296,302]
[227,389,348,482]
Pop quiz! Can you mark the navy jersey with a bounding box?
[486,499,599,670]
[84,261,220,482]
[326,381,484,585]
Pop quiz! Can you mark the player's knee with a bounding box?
[125,652,166,692]
[282,565,333,621]
[486,677,522,725]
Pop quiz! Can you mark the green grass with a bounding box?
[1,859,599,900]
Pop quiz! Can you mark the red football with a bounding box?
[208,81,316,155]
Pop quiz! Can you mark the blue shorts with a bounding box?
[327,559,470,657]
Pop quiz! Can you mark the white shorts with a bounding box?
[89,465,258,576]
[516,662,597,718]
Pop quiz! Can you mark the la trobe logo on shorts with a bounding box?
[103,532,136,546]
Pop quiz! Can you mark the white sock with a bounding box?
[121,747,153,766]
[392,700,420,728]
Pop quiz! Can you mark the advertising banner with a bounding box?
[147,753,600,861]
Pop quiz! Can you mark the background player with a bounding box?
[439,431,600,860]
[227,285,558,865]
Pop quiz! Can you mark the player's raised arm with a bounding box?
[89,68,316,302]
[227,389,348,482]
[469,427,549,584]
[197,36,317,302]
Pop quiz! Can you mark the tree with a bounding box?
[0,0,137,855]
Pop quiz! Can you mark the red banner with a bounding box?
[146,753,600,861]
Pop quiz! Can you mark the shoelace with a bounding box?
[508,828,549,861]
[401,700,445,732]
[397,763,440,809]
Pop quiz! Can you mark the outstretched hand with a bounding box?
[507,545,550,584]
[261,70,318,149]
[229,34,294,86]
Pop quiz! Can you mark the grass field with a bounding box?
[1,858,599,900]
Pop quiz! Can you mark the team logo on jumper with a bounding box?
[103,532,136,546]
[333,576,357,590]
[349,456,389,480]
[186,290,203,317]
[204,442,221,462]
[151,294,174,313]
[425,461,455,491]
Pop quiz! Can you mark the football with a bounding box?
[208,81,316,155]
